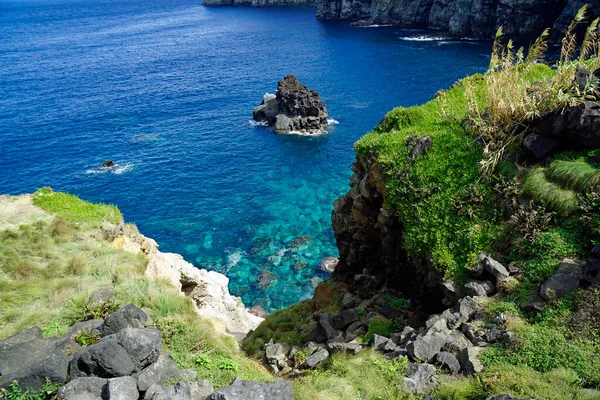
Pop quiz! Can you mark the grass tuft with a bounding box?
[546,160,600,192]
[32,187,122,226]
[522,168,579,216]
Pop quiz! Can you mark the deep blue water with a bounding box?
[0,0,491,311]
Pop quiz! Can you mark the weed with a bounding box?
[73,328,100,347]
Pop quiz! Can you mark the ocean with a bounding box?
[0,0,491,311]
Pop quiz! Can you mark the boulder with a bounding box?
[370,334,389,351]
[459,346,484,375]
[408,136,433,161]
[455,297,480,322]
[89,289,116,304]
[327,341,363,355]
[330,309,359,330]
[0,327,52,377]
[463,280,495,297]
[144,381,192,400]
[436,351,460,373]
[539,272,581,301]
[252,75,328,135]
[305,348,329,368]
[69,336,135,379]
[443,331,472,356]
[265,342,291,369]
[101,160,115,168]
[101,304,148,336]
[482,256,510,280]
[0,350,69,392]
[103,376,139,400]
[406,332,446,362]
[402,363,436,394]
[523,133,561,160]
[58,377,107,400]
[320,257,339,273]
[116,328,161,372]
[191,380,215,400]
[68,319,104,338]
[340,293,357,310]
[137,353,196,392]
[314,313,341,343]
[520,293,547,312]
[207,378,294,400]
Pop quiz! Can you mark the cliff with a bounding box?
[203,0,316,7]
[318,0,600,40]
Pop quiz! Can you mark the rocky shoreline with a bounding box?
[203,0,599,42]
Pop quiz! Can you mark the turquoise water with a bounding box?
[0,0,491,311]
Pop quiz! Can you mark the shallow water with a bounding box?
[0,0,491,311]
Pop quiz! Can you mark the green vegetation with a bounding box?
[32,187,122,226]
[0,380,61,400]
[242,300,315,355]
[435,365,593,400]
[481,293,600,388]
[73,328,101,347]
[0,192,271,392]
[363,318,393,343]
[293,350,412,400]
[523,168,579,216]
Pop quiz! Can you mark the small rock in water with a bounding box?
[320,257,339,273]
[253,75,329,135]
[101,160,115,168]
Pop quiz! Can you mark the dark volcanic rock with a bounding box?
[101,304,148,336]
[207,378,294,400]
[69,336,136,379]
[253,75,329,135]
[315,0,599,42]
[0,351,69,392]
[101,160,115,168]
[204,0,315,5]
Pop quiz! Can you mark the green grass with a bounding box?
[293,350,411,400]
[523,168,579,216]
[242,300,315,355]
[435,364,593,400]
[363,318,393,343]
[480,295,600,387]
[547,160,600,192]
[0,193,271,391]
[32,187,122,226]
[354,72,506,280]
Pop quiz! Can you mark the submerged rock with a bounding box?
[253,75,329,135]
[320,257,339,273]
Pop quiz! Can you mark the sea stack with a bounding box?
[253,75,328,135]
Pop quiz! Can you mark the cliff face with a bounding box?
[316,0,599,40]
[331,156,442,307]
[204,0,316,6]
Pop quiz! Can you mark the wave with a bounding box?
[359,24,393,28]
[86,163,134,175]
[400,35,448,41]
[248,119,269,127]
[327,118,340,125]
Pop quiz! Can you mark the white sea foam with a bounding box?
[359,24,393,28]
[400,35,448,41]
[248,119,269,127]
[327,118,340,125]
[85,163,134,175]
